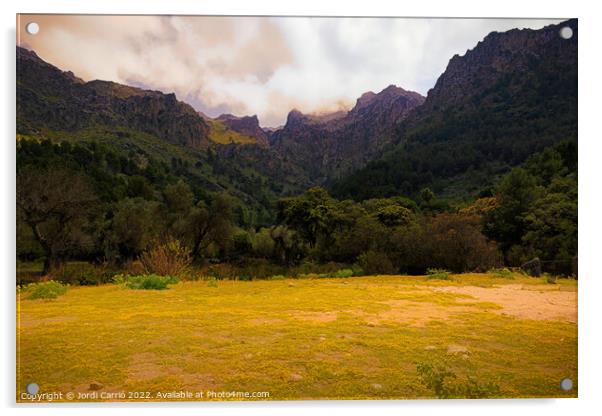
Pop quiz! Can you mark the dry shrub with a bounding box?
[124,260,146,276]
[139,238,191,278]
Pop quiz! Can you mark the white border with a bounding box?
[2,1,601,415]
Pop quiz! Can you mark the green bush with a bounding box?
[357,250,396,275]
[489,268,515,279]
[25,281,68,300]
[351,264,365,276]
[207,276,218,288]
[417,360,501,399]
[269,275,286,280]
[544,273,557,284]
[334,268,354,278]
[47,262,119,285]
[117,274,179,290]
[426,268,451,280]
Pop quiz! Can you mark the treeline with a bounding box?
[16,138,577,277]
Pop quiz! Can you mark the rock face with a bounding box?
[216,114,269,146]
[269,85,425,182]
[17,47,211,148]
[420,19,578,112]
[332,19,578,199]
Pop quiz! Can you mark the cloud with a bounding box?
[18,15,562,127]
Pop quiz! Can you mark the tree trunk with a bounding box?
[43,255,62,276]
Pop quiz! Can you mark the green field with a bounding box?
[17,274,577,402]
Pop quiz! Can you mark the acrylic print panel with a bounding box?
[16,14,577,402]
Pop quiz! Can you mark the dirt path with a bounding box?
[430,284,577,323]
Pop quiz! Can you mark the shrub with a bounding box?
[334,268,354,278]
[269,275,286,280]
[489,268,515,279]
[25,281,68,300]
[357,250,396,275]
[124,260,146,276]
[118,274,179,290]
[47,262,118,285]
[207,276,218,287]
[139,239,191,278]
[544,273,557,284]
[426,268,451,280]
[351,264,365,276]
[417,360,501,399]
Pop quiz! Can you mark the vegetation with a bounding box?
[16,138,576,280]
[21,280,69,300]
[17,274,577,401]
[416,359,501,399]
[114,274,179,290]
[425,269,451,280]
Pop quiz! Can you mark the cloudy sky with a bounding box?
[18,15,561,127]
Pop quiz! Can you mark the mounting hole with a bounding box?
[560,378,573,391]
[26,382,39,395]
[559,26,573,40]
[26,22,40,35]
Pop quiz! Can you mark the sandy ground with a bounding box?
[430,284,577,323]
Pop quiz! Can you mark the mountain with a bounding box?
[16,18,578,212]
[332,19,578,200]
[269,85,425,181]
[17,47,211,148]
[16,46,311,225]
[216,114,269,146]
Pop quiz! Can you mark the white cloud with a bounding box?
[19,15,562,126]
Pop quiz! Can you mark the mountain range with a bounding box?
[17,18,577,212]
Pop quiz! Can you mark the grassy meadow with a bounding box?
[17,273,577,401]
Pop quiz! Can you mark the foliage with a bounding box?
[139,239,191,278]
[417,360,501,399]
[24,280,69,300]
[544,273,557,284]
[357,250,396,275]
[117,274,179,290]
[333,269,354,278]
[483,140,577,274]
[16,167,99,274]
[425,268,451,280]
[488,268,515,279]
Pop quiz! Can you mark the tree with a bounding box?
[519,175,577,274]
[17,168,99,274]
[483,168,540,259]
[163,180,194,214]
[420,187,435,204]
[109,198,164,261]
[277,187,344,248]
[185,194,234,260]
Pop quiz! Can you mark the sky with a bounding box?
[17,15,562,127]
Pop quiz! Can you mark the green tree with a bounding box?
[109,198,164,260]
[17,168,99,273]
[185,194,234,260]
[483,168,540,259]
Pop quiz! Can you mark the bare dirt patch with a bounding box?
[292,311,339,323]
[430,284,577,323]
[360,299,478,327]
[249,317,287,326]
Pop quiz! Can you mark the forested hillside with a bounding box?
[16,19,578,277]
[332,19,577,201]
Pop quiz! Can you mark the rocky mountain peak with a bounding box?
[217,113,268,145]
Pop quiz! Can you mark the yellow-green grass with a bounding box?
[17,274,577,402]
[206,119,258,145]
